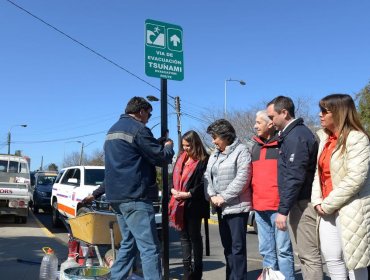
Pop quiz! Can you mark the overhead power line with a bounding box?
[6,0,160,92]
[13,130,106,144]
[6,0,212,134]
[182,112,208,124]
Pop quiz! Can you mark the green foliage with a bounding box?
[156,167,163,191]
[155,167,173,192]
[47,163,58,171]
[356,81,370,135]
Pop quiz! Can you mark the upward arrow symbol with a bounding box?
[170,35,180,47]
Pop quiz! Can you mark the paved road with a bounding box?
[34,211,266,279]
[0,211,331,279]
[0,213,68,280]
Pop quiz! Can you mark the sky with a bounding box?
[1,0,369,170]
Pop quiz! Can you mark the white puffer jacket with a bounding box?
[205,138,252,216]
[311,129,370,270]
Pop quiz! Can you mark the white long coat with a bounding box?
[311,129,370,270]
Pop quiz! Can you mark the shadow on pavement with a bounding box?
[0,236,67,280]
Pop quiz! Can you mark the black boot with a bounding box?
[190,269,202,280]
[183,260,193,280]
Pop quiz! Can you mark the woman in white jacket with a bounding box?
[205,119,252,280]
[311,94,370,280]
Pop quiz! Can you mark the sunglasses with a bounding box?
[320,107,331,115]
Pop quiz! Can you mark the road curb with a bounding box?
[30,211,67,247]
[30,211,55,238]
[208,213,218,225]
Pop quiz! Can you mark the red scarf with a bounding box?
[169,152,199,231]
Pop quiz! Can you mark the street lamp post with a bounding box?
[7,124,27,155]
[78,142,83,165]
[64,140,81,166]
[224,78,246,118]
[79,141,96,165]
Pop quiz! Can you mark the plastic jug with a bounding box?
[39,247,58,280]
[60,253,80,280]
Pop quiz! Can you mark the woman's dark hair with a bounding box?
[319,93,368,153]
[267,95,295,118]
[181,130,208,161]
[206,119,236,145]
[125,97,152,114]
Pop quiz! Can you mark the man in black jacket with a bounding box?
[267,96,323,280]
[105,97,174,280]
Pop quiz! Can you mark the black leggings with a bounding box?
[180,212,203,279]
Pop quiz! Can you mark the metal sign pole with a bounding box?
[160,78,169,279]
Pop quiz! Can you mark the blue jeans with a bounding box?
[110,201,162,280]
[255,210,295,280]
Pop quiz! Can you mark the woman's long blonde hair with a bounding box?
[319,93,369,154]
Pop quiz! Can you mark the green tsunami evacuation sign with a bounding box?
[145,19,184,81]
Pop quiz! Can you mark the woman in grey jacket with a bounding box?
[205,119,252,280]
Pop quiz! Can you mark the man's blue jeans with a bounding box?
[110,201,162,280]
[255,210,295,280]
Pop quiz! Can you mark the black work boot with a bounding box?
[183,260,193,280]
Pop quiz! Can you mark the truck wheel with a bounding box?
[52,201,62,227]
[15,216,27,224]
[77,207,92,216]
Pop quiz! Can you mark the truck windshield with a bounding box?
[38,175,57,185]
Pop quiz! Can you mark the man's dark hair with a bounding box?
[206,119,236,145]
[267,95,295,118]
[125,97,152,114]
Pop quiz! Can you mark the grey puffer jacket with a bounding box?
[205,138,252,216]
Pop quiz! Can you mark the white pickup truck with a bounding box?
[0,154,31,223]
[50,165,105,227]
[50,165,162,232]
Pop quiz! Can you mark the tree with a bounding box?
[47,163,58,171]
[62,149,104,167]
[62,151,81,167]
[84,149,104,166]
[356,81,370,135]
[198,97,319,151]
[294,96,320,133]
[196,109,257,151]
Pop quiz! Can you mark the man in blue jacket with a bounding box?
[267,96,322,280]
[105,96,174,280]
